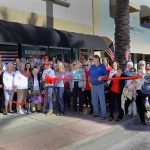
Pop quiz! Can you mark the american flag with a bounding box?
[105,42,115,61]
[124,47,130,61]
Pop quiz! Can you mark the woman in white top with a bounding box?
[14,63,28,114]
[107,61,119,85]
[3,63,14,115]
[138,60,146,76]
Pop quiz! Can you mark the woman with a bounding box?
[124,68,137,116]
[29,67,43,112]
[83,61,93,114]
[54,62,65,115]
[70,61,86,113]
[107,61,119,85]
[0,63,4,113]
[14,63,28,114]
[15,57,20,70]
[25,63,32,78]
[109,68,127,121]
[63,63,71,111]
[102,57,112,75]
[3,63,14,115]
[138,60,146,76]
[106,61,119,113]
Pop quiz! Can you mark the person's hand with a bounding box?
[82,88,85,92]
[98,76,103,81]
[42,90,45,94]
[28,90,31,94]
[70,88,73,92]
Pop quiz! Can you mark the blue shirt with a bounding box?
[89,64,108,85]
[124,69,132,76]
[72,71,80,81]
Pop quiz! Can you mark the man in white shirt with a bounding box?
[42,61,55,115]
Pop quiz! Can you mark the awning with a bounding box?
[55,30,106,50]
[0,20,107,50]
[140,5,150,17]
[101,36,113,47]
[0,20,61,46]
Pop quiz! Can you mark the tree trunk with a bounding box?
[115,0,130,69]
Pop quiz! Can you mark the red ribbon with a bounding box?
[44,76,142,84]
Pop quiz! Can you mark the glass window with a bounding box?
[0,44,18,63]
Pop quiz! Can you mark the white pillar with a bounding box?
[134,54,137,70]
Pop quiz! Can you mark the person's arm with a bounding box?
[2,72,7,88]
[98,65,108,81]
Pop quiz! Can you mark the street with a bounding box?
[0,112,149,150]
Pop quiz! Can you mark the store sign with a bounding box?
[25,50,46,55]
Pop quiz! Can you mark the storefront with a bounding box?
[0,43,19,63]
[0,20,107,63]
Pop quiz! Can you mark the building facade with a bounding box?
[0,0,105,62]
[99,0,150,67]
[0,0,150,65]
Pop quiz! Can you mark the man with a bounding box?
[89,55,108,119]
[42,61,55,115]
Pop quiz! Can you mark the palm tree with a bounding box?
[115,0,130,69]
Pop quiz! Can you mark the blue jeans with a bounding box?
[54,87,64,113]
[46,87,53,111]
[91,84,106,117]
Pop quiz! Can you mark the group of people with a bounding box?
[0,55,150,125]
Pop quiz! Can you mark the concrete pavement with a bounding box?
[0,112,147,150]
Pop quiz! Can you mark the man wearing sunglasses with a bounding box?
[88,55,108,120]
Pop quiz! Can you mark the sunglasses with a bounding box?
[130,70,136,72]
[139,64,145,66]
[73,64,77,66]
[64,66,69,67]
[84,64,89,66]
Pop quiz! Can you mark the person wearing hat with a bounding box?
[42,61,55,115]
[138,60,146,76]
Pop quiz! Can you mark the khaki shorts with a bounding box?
[17,89,28,102]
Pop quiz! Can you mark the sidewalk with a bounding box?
[0,112,134,150]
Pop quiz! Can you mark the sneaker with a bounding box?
[22,109,27,114]
[100,116,106,120]
[91,114,99,118]
[3,111,7,115]
[46,111,53,116]
[108,117,113,121]
[18,109,25,115]
[142,122,147,125]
